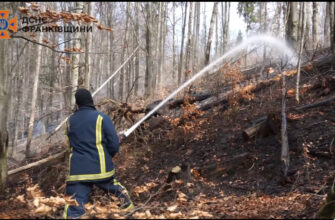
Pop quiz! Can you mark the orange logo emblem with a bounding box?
[0,10,17,39]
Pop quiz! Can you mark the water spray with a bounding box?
[46,46,140,140]
[121,35,298,138]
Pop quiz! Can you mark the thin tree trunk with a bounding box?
[224,2,230,51]
[159,2,167,89]
[153,2,162,92]
[312,2,319,51]
[263,2,267,61]
[324,2,330,48]
[304,2,311,51]
[107,3,115,99]
[333,3,335,69]
[134,2,140,96]
[84,2,93,90]
[281,68,289,177]
[172,2,176,81]
[295,2,305,103]
[205,2,219,65]
[71,2,83,107]
[157,2,166,90]
[185,2,193,80]
[0,28,9,192]
[193,2,200,73]
[145,2,153,98]
[25,31,44,157]
[221,2,226,53]
[178,3,188,86]
[215,6,218,57]
[330,2,334,56]
[119,3,130,101]
[286,2,299,49]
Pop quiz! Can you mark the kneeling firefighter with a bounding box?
[63,88,133,219]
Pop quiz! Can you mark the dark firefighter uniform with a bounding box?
[63,89,133,219]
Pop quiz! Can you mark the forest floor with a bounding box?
[1,55,335,219]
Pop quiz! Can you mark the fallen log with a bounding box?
[8,149,67,176]
[242,113,281,140]
[295,94,335,111]
[198,153,254,178]
[167,91,212,109]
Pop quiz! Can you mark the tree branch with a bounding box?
[11,35,83,54]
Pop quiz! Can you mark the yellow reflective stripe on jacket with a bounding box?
[66,169,115,182]
[96,115,106,173]
[63,204,69,219]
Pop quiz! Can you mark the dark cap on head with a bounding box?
[75,88,94,107]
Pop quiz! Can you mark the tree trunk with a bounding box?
[330,2,334,56]
[224,3,230,51]
[178,3,188,86]
[153,2,162,91]
[193,2,201,73]
[119,3,130,101]
[172,2,176,81]
[25,30,44,158]
[157,2,166,90]
[295,2,305,103]
[263,2,267,61]
[281,70,290,177]
[324,2,330,48]
[0,26,9,192]
[312,2,319,51]
[304,2,311,50]
[205,2,219,65]
[107,3,115,99]
[71,2,83,107]
[185,2,194,80]
[134,2,140,96]
[286,2,299,49]
[333,3,335,69]
[84,2,93,90]
[145,2,153,98]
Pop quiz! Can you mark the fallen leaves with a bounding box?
[21,184,78,216]
[133,182,158,197]
[167,204,178,212]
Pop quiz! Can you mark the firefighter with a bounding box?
[63,88,133,219]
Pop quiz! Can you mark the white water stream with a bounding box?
[123,34,298,137]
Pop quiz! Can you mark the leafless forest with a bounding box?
[1,2,335,219]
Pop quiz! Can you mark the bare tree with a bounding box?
[312,2,319,51]
[84,2,93,90]
[178,3,188,85]
[0,21,10,192]
[185,2,194,80]
[281,68,290,177]
[295,2,305,103]
[172,2,176,80]
[25,31,44,157]
[330,2,334,56]
[193,2,201,73]
[324,2,330,48]
[304,2,311,50]
[71,2,84,107]
[145,2,153,98]
[119,3,130,101]
[205,2,219,65]
[134,2,140,96]
[286,2,299,49]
